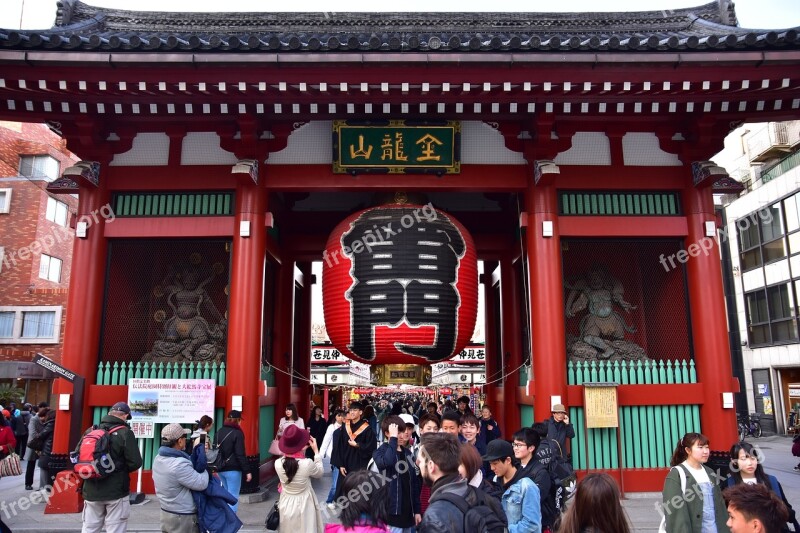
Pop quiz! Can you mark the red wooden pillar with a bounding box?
[683,178,738,446]
[501,256,524,435]
[272,256,295,427]
[53,167,109,454]
[295,262,313,421]
[526,181,568,424]
[226,179,267,454]
[482,261,500,413]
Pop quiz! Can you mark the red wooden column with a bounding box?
[683,166,738,446]
[295,262,313,420]
[526,171,568,424]
[272,256,296,427]
[226,173,267,454]
[501,256,524,434]
[53,163,110,454]
[482,261,500,412]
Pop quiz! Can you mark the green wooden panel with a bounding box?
[520,405,534,428]
[591,194,598,214]
[223,193,231,214]
[137,194,146,216]
[261,405,275,460]
[144,195,152,215]
[187,194,196,215]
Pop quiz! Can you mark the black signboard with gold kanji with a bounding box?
[333,120,460,174]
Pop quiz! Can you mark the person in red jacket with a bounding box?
[0,410,17,458]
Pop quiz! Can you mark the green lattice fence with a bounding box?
[93,361,226,469]
[567,359,701,470]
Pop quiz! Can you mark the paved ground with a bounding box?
[1,435,798,532]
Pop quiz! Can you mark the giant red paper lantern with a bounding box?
[322,203,478,365]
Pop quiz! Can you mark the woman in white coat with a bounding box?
[275,424,323,533]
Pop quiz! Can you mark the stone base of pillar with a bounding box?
[44,471,84,514]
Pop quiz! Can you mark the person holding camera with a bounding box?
[275,424,324,533]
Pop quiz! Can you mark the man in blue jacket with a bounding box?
[484,439,542,533]
[152,423,209,533]
[372,415,421,532]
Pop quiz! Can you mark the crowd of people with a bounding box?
[1,395,798,533]
[268,396,579,533]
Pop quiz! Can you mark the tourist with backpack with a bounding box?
[417,432,507,533]
[532,423,575,515]
[512,428,555,531]
[79,401,143,533]
[660,432,728,533]
[483,439,542,533]
[726,441,800,531]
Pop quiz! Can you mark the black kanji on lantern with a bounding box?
[341,206,466,362]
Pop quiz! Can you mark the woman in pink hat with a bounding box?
[274,424,323,533]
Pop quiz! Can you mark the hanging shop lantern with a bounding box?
[322,203,478,365]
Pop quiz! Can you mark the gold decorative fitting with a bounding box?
[394,192,408,204]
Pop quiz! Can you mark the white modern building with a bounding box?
[716,121,800,433]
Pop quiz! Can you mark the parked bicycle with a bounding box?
[737,412,763,440]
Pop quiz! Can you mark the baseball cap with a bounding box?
[482,439,514,462]
[399,413,416,429]
[161,423,187,443]
[111,402,131,417]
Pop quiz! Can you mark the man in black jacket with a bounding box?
[335,401,376,478]
[417,432,467,533]
[545,404,574,459]
[214,410,251,514]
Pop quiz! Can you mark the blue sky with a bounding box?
[2,0,799,30]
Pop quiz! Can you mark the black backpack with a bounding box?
[535,438,576,513]
[436,485,507,533]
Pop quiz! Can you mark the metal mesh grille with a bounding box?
[100,239,231,364]
[562,239,692,362]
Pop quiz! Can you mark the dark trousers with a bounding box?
[15,434,28,456]
[25,453,37,487]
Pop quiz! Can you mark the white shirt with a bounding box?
[319,422,341,459]
[682,460,711,485]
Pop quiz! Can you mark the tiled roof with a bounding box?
[0,0,798,53]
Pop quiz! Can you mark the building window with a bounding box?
[0,306,62,344]
[21,311,56,339]
[737,203,788,271]
[0,312,13,337]
[39,254,62,283]
[745,283,799,346]
[19,155,59,181]
[45,197,69,227]
[0,246,4,274]
[0,188,11,213]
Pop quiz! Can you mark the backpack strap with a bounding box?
[435,488,473,529]
[675,464,688,494]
